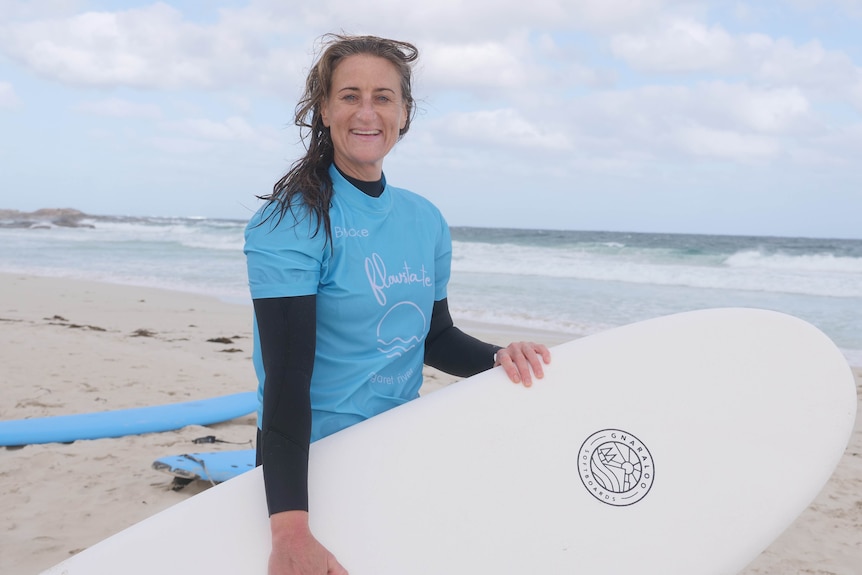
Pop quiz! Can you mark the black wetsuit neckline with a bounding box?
[334,164,385,198]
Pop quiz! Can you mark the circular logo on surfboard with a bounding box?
[578,429,654,506]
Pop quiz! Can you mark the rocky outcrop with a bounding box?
[0,208,96,229]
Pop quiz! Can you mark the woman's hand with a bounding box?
[269,511,348,575]
[494,341,551,387]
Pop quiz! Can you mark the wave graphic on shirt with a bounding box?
[377,301,427,358]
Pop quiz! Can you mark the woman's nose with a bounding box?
[355,96,376,119]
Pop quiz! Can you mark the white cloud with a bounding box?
[788,0,862,17]
[409,78,816,174]
[440,108,572,152]
[852,80,862,112]
[0,0,685,97]
[610,17,862,110]
[422,39,535,91]
[178,116,258,141]
[671,123,780,161]
[551,80,817,168]
[147,136,218,156]
[696,83,811,134]
[75,97,161,119]
[565,0,682,30]
[1,5,192,88]
[300,0,670,39]
[164,115,282,151]
[611,18,737,72]
[0,0,82,21]
[0,3,302,92]
[754,38,860,93]
[0,81,19,108]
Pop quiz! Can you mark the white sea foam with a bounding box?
[2,220,860,357]
[451,241,862,298]
[87,219,245,252]
[725,249,862,273]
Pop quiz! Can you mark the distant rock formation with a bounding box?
[0,208,96,229]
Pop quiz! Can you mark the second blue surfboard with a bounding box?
[153,449,256,483]
[0,392,256,446]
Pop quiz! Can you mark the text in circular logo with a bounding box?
[578,429,654,506]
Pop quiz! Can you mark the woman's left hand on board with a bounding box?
[494,342,551,387]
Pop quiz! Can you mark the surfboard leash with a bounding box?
[179,454,217,488]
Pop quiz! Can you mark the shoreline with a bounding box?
[1,273,859,574]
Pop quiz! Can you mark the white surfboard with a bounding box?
[41,308,857,575]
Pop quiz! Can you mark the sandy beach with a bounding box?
[1,273,859,574]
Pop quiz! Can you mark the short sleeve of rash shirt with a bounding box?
[244,202,328,299]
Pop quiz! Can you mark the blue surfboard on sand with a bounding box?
[153,449,256,483]
[0,392,256,447]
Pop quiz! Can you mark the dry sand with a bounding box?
[0,273,859,574]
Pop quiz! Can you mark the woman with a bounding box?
[244,34,551,575]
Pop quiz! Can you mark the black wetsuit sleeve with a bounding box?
[253,295,316,516]
[424,298,501,377]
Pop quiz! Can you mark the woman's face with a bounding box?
[321,54,408,181]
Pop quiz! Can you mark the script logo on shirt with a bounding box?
[364,252,432,363]
[365,253,432,306]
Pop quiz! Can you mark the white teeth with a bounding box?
[353,130,379,135]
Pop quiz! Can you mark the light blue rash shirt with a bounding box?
[244,165,451,440]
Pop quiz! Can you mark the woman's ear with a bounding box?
[321,106,330,128]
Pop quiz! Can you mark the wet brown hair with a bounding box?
[259,34,419,243]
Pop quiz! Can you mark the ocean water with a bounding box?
[1,214,861,366]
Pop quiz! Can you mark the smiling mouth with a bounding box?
[351,129,381,136]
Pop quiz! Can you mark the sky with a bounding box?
[1,0,861,239]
